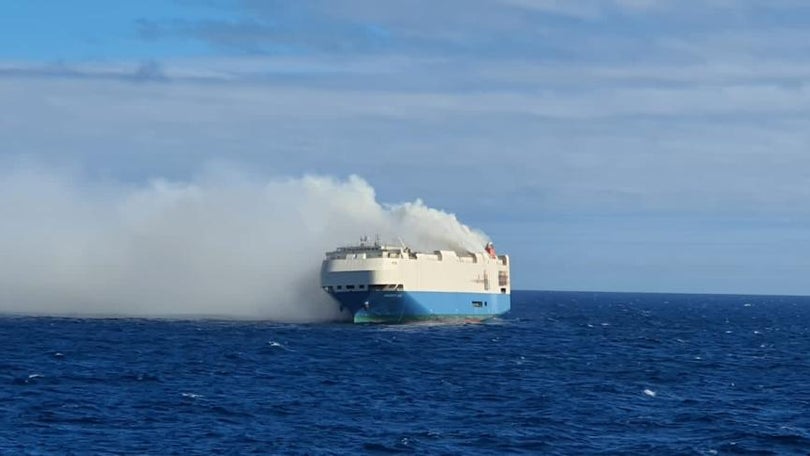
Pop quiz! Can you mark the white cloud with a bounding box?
[497,0,603,19]
[2,53,810,220]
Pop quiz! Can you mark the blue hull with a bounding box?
[327,290,511,324]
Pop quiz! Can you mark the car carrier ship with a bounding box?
[320,238,510,323]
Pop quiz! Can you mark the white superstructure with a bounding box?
[320,240,510,295]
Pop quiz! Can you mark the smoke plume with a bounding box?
[0,166,489,322]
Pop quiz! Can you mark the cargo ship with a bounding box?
[320,238,510,323]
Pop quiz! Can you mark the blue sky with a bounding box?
[2,0,810,294]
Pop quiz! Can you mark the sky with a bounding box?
[2,0,810,296]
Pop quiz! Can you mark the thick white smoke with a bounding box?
[0,166,489,322]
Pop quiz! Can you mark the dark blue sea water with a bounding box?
[2,291,810,455]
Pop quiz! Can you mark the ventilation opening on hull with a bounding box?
[370,284,404,291]
[472,301,488,308]
[501,288,507,293]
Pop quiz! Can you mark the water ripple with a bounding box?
[1,291,810,454]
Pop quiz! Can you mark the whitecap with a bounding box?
[643,388,656,397]
[267,340,295,352]
[181,392,202,399]
[28,373,44,379]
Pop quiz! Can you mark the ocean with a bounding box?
[2,290,809,455]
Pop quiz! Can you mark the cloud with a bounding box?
[124,0,810,72]
[0,60,170,83]
[497,0,605,19]
[2,54,809,221]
